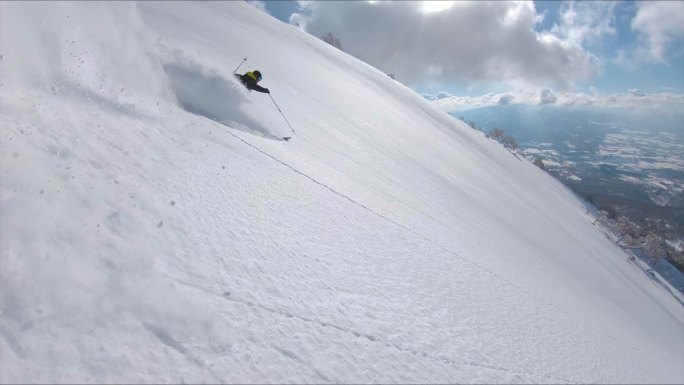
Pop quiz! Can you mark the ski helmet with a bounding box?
[253,70,262,81]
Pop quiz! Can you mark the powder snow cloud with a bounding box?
[291,1,602,90]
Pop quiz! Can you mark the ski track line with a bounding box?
[141,321,223,383]
[216,124,677,365]
[171,278,577,384]
[295,141,455,235]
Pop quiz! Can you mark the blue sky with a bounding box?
[254,1,683,109]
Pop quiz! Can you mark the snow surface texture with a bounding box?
[1,2,682,383]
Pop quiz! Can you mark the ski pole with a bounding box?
[269,94,296,134]
[232,57,248,74]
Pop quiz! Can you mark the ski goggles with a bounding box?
[256,73,262,81]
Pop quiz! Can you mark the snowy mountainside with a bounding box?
[1,2,682,383]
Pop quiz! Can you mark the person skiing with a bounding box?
[233,66,293,140]
[236,70,270,94]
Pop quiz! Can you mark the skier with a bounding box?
[235,70,270,94]
[233,67,292,140]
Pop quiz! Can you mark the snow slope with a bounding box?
[1,2,682,383]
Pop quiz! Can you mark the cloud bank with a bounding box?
[291,1,601,90]
[428,88,684,112]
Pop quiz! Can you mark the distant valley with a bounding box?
[455,104,684,267]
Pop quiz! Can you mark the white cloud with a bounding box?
[540,87,558,104]
[551,1,617,46]
[628,88,645,97]
[631,1,684,63]
[246,1,268,13]
[291,1,601,90]
[429,88,684,112]
[498,93,515,105]
[422,1,455,14]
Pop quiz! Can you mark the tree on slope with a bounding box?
[321,32,343,50]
